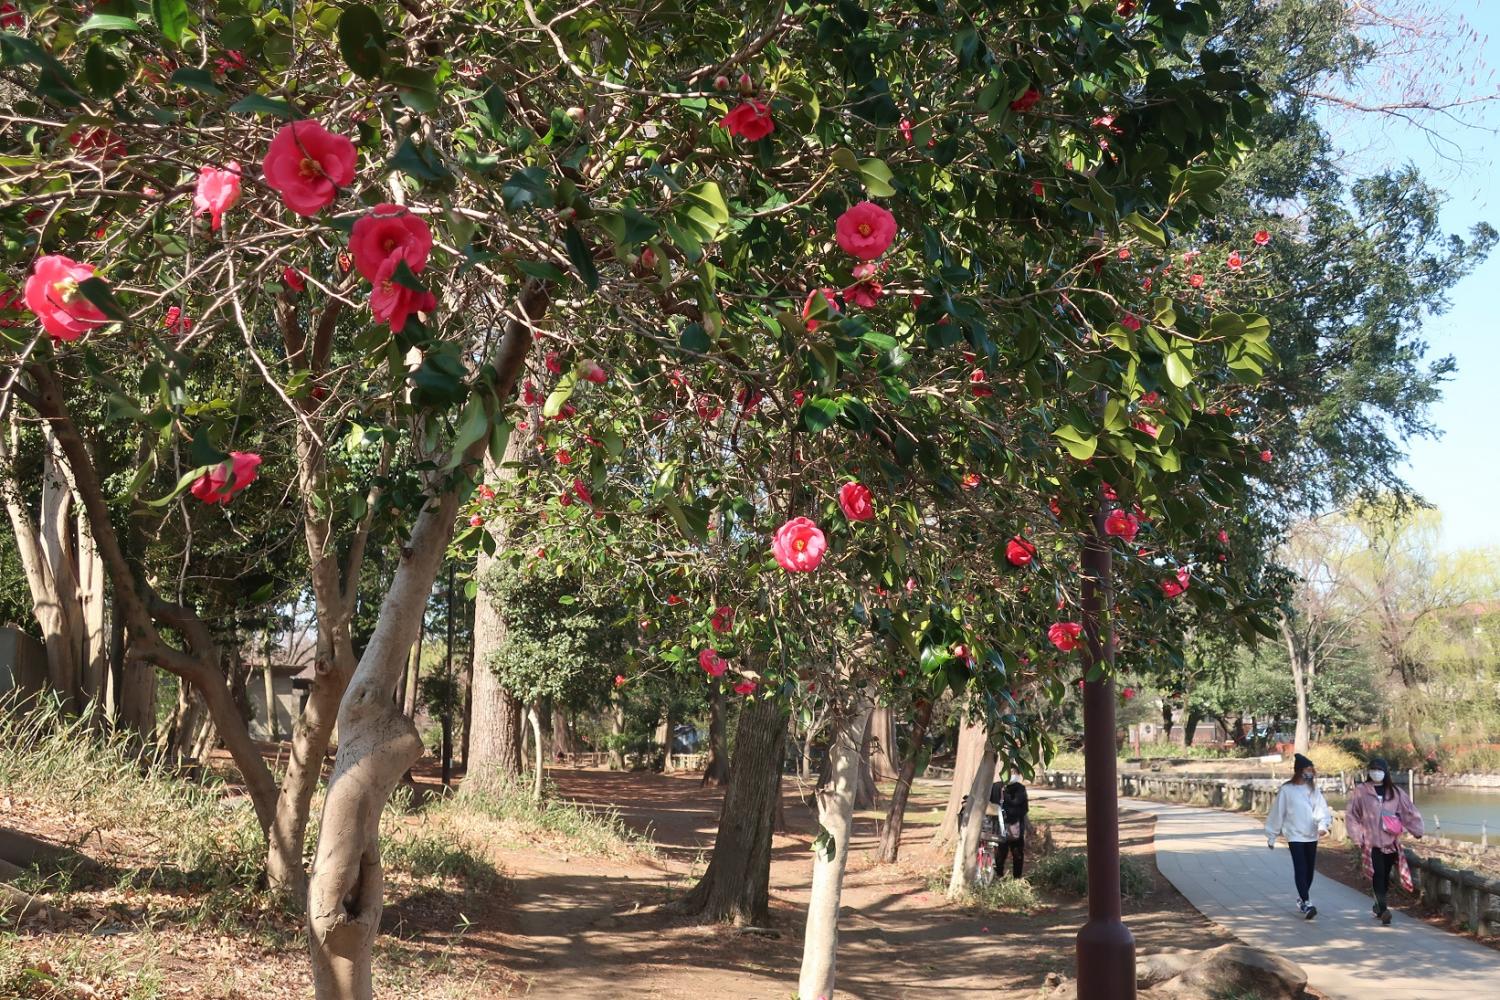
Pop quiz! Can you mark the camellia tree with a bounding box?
[2,1,1288,997]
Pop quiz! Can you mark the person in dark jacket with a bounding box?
[989,780,1028,877]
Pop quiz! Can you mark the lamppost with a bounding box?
[1076,504,1135,999]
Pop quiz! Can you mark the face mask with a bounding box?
[1369,770,1386,783]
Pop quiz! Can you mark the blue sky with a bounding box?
[1322,2,1500,549]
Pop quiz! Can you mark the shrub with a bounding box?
[1450,746,1500,774]
[966,876,1041,912]
[1306,744,1362,776]
[1030,849,1152,899]
[382,832,499,889]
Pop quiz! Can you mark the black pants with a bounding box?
[997,838,1024,878]
[1372,849,1399,911]
[1287,841,1317,902]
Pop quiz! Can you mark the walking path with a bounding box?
[1036,790,1500,999]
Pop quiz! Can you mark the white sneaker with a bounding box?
[1297,898,1307,913]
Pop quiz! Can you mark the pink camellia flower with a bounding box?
[842,279,884,309]
[1005,536,1036,567]
[838,481,875,522]
[1160,566,1191,599]
[1121,313,1141,331]
[803,287,840,331]
[477,484,496,500]
[579,360,608,384]
[469,514,485,527]
[1253,229,1270,246]
[899,117,914,143]
[614,674,627,688]
[733,680,757,696]
[192,163,241,231]
[698,648,728,678]
[1123,686,1136,699]
[1226,251,1244,270]
[262,120,357,216]
[1132,417,1160,439]
[162,306,193,332]
[369,256,436,332]
[711,606,735,633]
[23,255,109,341]
[835,201,897,260]
[852,261,879,281]
[350,204,433,281]
[1118,248,1131,261]
[720,100,775,141]
[969,368,993,398]
[1048,622,1084,653]
[190,451,262,505]
[772,516,827,572]
[282,266,307,292]
[1260,449,1273,463]
[1188,273,1205,289]
[1103,508,1140,542]
[1009,88,1041,112]
[1217,529,1230,544]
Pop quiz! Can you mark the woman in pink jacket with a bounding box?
[1344,756,1424,924]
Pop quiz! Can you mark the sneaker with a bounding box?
[1380,907,1392,925]
[1297,899,1307,913]
[1304,903,1317,920]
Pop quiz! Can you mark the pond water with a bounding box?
[1326,785,1500,843]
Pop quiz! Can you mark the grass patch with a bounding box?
[383,832,500,889]
[920,868,1042,912]
[446,778,655,860]
[1029,849,1153,899]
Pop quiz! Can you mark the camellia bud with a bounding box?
[566,106,584,122]
[714,75,730,91]
[738,72,754,95]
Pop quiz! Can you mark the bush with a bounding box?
[1030,849,1152,899]
[1306,744,1362,776]
[1450,746,1500,774]
[967,876,1042,912]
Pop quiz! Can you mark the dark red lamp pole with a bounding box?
[1075,503,1135,999]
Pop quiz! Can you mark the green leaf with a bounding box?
[800,397,842,432]
[543,372,578,418]
[389,135,452,182]
[79,14,141,33]
[858,157,896,198]
[1052,425,1098,461]
[144,465,211,507]
[444,395,489,469]
[388,66,437,113]
[1123,211,1167,248]
[501,166,554,211]
[229,94,294,118]
[831,147,860,172]
[0,34,84,106]
[169,67,223,95]
[679,322,710,354]
[337,4,387,80]
[76,277,126,322]
[151,0,188,46]
[1164,349,1194,387]
[487,420,512,464]
[514,259,566,282]
[83,45,127,96]
[562,225,599,291]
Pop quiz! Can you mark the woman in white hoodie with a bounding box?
[1265,752,1333,918]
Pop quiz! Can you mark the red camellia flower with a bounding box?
[282,266,307,292]
[772,516,827,572]
[0,287,22,328]
[614,674,627,688]
[842,279,883,309]
[1048,622,1084,652]
[24,255,109,341]
[572,478,593,506]
[1160,566,1191,599]
[469,514,485,527]
[961,472,981,490]
[192,163,241,231]
[835,202,898,260]
[969,368,993,397]
[579,360,608,384]
[711,606,735,633]
[1132,417,1160,439]
[733,680,757,696]
[350,204,433,281]
[1188,273,1205,289]
[555,448,573,465]
[1117,0,1137,15]
[838,481,875,522]
[262,120,357,216]
[1254,229,1271,246]
[190,451,262,505]
[546,351,563,374]
[1005,536,1037,567]
[698,648,728,678]
[695,395,723,421]
[1218,529,1230,544]
[477,484,496,500]
[720,100,775,141]
[667,593,683,606]
[899,117,914,143]
[1010,88,1041,112]
[1123,686,1137,700]
[1104,508,1140,542]
[370,256,436,332]
[1032,179,1045,197]
[1226,251,1244,270]
[162,305,193,332]
[1121,313,1141,331]
[0,3,24,29]
[1260,449,1273,463]
[803,287,840,331]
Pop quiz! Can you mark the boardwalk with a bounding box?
[1037,790,1500,999]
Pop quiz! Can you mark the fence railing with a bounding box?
[1040,769,1500,938]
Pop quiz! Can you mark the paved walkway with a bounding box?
[1036,790,1500,999]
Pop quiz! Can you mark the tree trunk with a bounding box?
[1281,616,1312,754]
[76,505,107,714]
[1161,699,1175,743]
[549,701,571,759]
[853,713,878,810]
[797,687,874,1000]
[868,704,898,780]
[948,742,997,897]
[402,633,423,720]
[528,704,544,801]
[1183,708,1203,747]
[676,696,787,924]
[655,703,673,772]
[878,699,933,864]
[263,661,279,741]
[460,643,473,769]
[701,678,728,786]
[933,716,986,848]
[607,690,625,770]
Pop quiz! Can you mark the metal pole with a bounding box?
[1076,502,1135,1000]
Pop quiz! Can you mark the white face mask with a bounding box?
[1369,770,1386,783]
